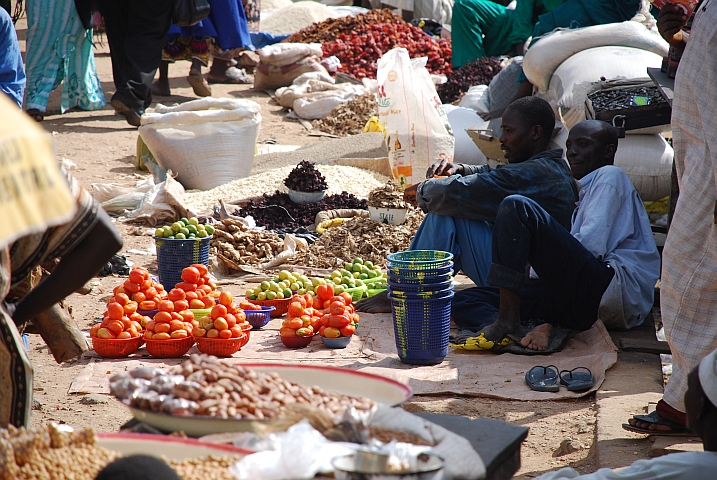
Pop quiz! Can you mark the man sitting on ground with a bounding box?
[457,120,659,351]
[535,347,717,479]
[357,96,578,313]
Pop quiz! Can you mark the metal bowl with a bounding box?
[287,189,326,204]
[332,453,445,480]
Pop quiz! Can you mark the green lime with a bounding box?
[188,234,196,239]
[279,270,290,280]
[260,281,270,290]
[205,224,215,235]
[283,288,292,298]
[353,272,361,278]
[353,258,364,265]
[171,222,182,233]
[187,225,198,234]
[266,291,276,300]
[297,288,306,294]
[180,217,189,226]
[245,290,253,297]
[334,285,345,294]
[359,273,369,280]
[162,226,173,237]
[367,270,378,279]
[345,263,353,271]
[188,217,199,226]
[249,294,258,300]
[365,260,374,269]
[175,233,186,239]
[155,228,164,238]
[355,279,365,286]
[166,235,175,239]
[352,264,363,273]
[257,291,267,300]
[197,230,208,238]
[179,227,190,236]
[290,283,299,291]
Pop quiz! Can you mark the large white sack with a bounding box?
[457,85,490,113]
[614,134,673,201]
[524,21,669,92]
[139,98,261,191]
[258,43,323,67]
[538,46,663,130]
[443,105,488,165]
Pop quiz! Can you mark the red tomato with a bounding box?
[189,299,206,309]
[191,264,209,276]
[296,327,313,337]
[219,291,233,307]
[218,329,233,339]
[123,302,138,315]
[329,301,346,315]
[318,325,326,336]
[169,320,185,332]
[145,287,158,300]
[154,311,172,324]
[279,326,297,337]
[107,302,124,320]
[328,314,351,328]
[202,296,215,308]
[316,284,334,301]
[132,292,147,303]
[339,292,353,305]
[211,304,228,320]
[139,300,157,311]
[158,300,174,312]
[230,326,243,338]
[176,282,197,292]
[322,327,341,338]
[170,329,188,339]
[114,293,130,306]
[288,302,305,318]
[283,317,303,330]
[168,288,186,302]
[128,269,146,285]
[174,299,190,312]
[178,310,194,322]
[340,324,356,337]
[181,267,201,284]
[290,295,307,308]
[123,280,140,294]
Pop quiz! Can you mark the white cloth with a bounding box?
[660,0,717,413]
[533,452,717,480]
[571,166,660,329]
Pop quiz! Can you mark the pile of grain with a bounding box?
[261,0,292,10]
[289,208,425,268]
[312,94,378,137]
[260,2,342,35]
[184,165,390,213]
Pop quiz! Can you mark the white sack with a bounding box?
[443,105,488,165]
[537,46,663,129]
[377,48,454,188]
[523,21,669,92]
[457,85,490,114]
[614,134,673,202]
[259,43,323,67]
[139,98,261,191]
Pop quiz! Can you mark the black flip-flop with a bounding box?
[559,367,594,391]
[621,411,691,437]
[525,365,560,392]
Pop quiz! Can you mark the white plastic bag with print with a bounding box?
[376,48,454,189]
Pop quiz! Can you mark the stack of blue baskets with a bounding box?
[155,236,211,289]
[386,250,454,365]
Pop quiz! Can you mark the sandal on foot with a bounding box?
[525,365,560,392]
[622,411,690,436]
[559,367,594,391]
[187,74,212,97]
[26,109,44,122]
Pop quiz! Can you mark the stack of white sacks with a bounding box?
[446,19,673,202]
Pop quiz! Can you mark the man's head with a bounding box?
[499,97,555,163]
[685,349,717,450]
[566,120,618,179]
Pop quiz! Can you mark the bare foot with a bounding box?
[520,323,553,351]
[355,291,391,313]
[626,419,675,432]
[481,321,511,343]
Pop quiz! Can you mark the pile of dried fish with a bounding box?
[289,209,425,268]
[367,181,407,209]
[210,219,285,269]
[312,94,377,137]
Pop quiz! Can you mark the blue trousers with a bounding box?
[452,195,614,331]
[410,213,493,287]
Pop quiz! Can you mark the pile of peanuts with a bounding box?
[110,354,376,420]
[0,424,243,480]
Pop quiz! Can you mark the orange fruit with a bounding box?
[169,319,185,332]
[181,267,201,284]
[117,331,132,340]
[171,329,188,339]
[168,288,186,302]
[206,328,219,338]
[158,300,174,312]
[219,291,233,307]
[154,311,172,324]
[218,329,232,339]
[107,302,124,320]
[154,323,171,334]
[153,332,171,340]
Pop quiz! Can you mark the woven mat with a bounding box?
[71,313,616,401]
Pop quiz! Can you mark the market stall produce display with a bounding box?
[283,160,328,193]
[154,216,215,240]
[110,354,377,420]
[289,209,425,268]
[211,220,286,269]
[283,9,400,44]
[437,57,503,104]
[312,94,378,137]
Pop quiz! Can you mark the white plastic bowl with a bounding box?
[287,188,326,204]
[368,206,409,225]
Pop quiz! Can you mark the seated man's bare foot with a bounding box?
[355,291,391,313]
[520,323,553,351]
[481,322,509,342]
[626,418,675,432]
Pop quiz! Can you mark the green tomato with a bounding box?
[365,260,374,269]
[155,228,164,238]
[334,285,345,294]
[249,294,258,300]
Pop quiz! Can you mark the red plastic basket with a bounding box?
[246,297,291,317]
[195,333,247,357]
[240,324,253,343]
[144,336,195,358]
[92,336,143,358]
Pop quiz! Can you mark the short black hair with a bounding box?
[505,97,555,141]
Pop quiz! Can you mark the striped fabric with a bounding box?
[661,0,717,413]
[24,0,105,113]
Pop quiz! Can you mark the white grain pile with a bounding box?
[260,1,341,35]
[184,164,391,213]
[262,0,292,10]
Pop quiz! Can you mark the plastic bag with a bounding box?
[259,43,323,67]
[125,173,190,226]
[377,48,454,189]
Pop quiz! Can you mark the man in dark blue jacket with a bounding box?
[357,96,578,313]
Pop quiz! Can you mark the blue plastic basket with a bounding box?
[388,286,454,300]
[387,279,453,292]
[389,292,453,366]
[387,262,454,277]
[245,306,275,329]
[386,250,454,270]
[387,269,454,285]
[155,236,211,290]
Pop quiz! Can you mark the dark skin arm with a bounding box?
[9,208,122,327]
[403,159,467,206]
[657,3,688,51]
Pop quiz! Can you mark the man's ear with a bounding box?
[604,144,616,163]
[531,125,543,141]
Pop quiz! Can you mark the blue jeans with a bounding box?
[410,213,493,287]
[452,195,614,331]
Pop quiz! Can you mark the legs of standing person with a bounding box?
[99,0,172,124]
[410,213,493,286]
[0,8,24,109]
[481,195,614,347]
[450,0,510,68]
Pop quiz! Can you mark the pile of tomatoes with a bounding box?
[192,292,250,339]
[278,284,359,340]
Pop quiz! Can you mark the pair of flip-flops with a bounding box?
[525,365,594,392]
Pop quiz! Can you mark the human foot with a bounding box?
[519,323,553,351]
[187,71,212,97]
[26,109,44,122]
[355,291,391,313]
[626,412,684,433]
[150,81,171,97]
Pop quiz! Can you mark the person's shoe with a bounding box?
[110,99,142,127]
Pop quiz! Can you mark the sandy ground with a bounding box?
[12,22,613,478]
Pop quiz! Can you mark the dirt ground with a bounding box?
[14,21,606,478]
